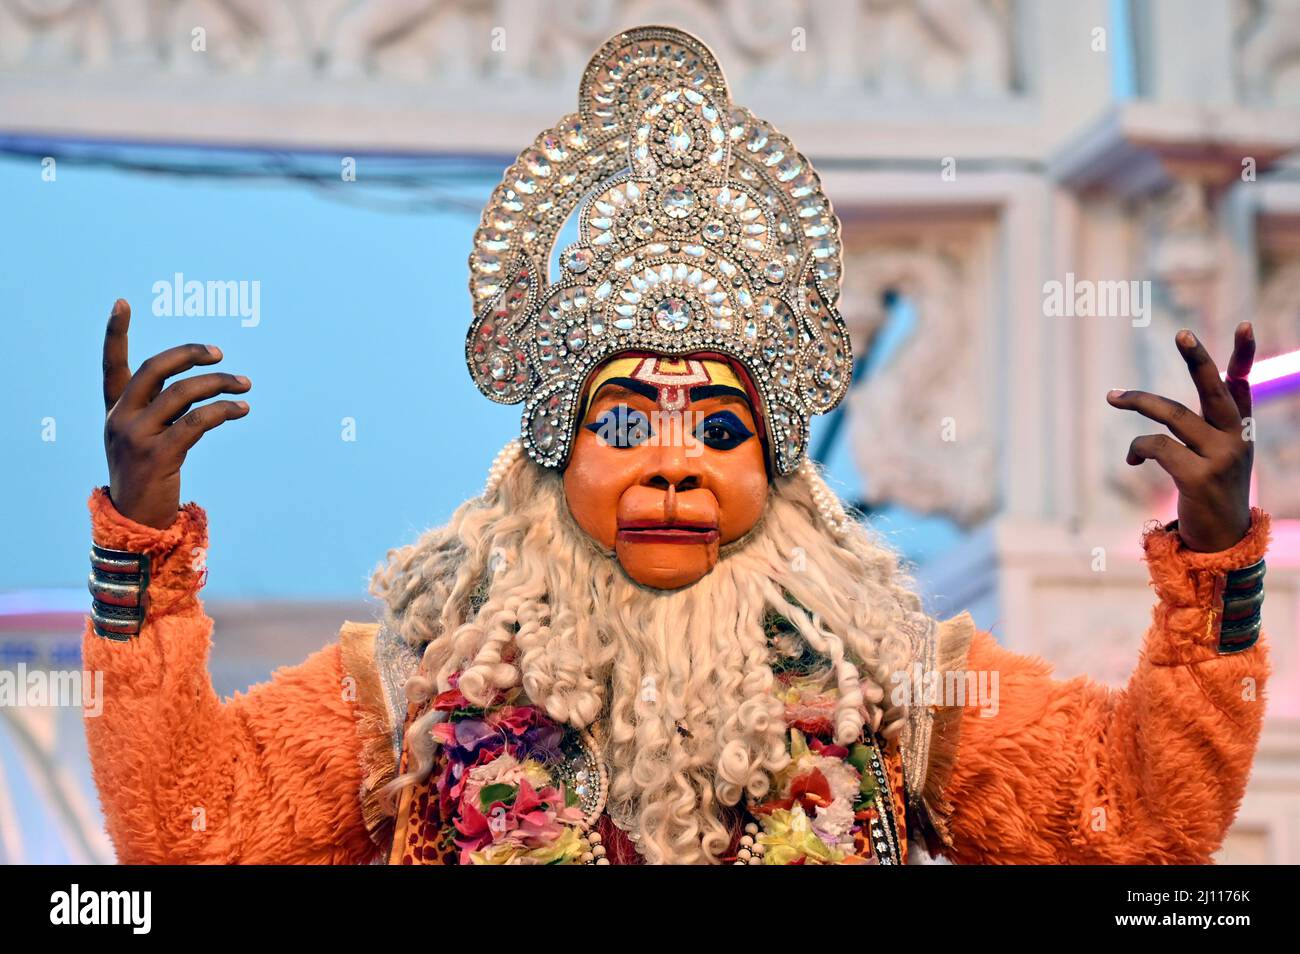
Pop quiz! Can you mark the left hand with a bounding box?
[1107,323,1256,553]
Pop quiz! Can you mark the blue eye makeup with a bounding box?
[585,405,652,448]
[696,410,754,450]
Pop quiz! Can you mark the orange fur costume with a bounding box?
[82,488,1272,864]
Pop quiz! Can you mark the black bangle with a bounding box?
[1218,558,1265,654]
[88,545,150,641]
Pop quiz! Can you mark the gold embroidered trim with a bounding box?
[917,612,977,848]
[338,620,398,846]
[900,612,938,801]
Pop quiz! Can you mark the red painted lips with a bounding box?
[616,521,721,545]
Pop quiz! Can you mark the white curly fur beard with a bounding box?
[374,444,922,865]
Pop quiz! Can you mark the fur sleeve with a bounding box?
[923,510,1271,864]
[83,489,381,864]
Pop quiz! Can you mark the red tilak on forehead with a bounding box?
[627,357,714,412]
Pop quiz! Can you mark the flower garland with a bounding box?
[424,652,904,865]
[743,665,900,865]
[427,677,589,865]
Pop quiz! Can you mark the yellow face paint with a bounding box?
[582,356,747,414]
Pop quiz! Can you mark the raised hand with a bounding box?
[1107,323,1256,553]
[102,299,252,529]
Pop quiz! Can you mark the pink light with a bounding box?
[1223,347,1300,399]
[1250,348,1300,386]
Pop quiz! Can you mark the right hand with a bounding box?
[102,299,252,529]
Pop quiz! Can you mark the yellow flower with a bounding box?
[519,759,553,789]
[757,804,846,866]
[468,826,585,865]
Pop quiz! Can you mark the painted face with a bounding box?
[563,355,770,590]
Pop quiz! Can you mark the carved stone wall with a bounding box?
[840,224,1000,526]
[1236,0,1300,107]
[0,0,1046,156]
[0,0,1019,93]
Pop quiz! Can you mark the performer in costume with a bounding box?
[86,27,1270,865]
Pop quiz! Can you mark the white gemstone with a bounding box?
[668,117,693,154]
[654,297,692,331]
[523,150,551,177]
[565,248,593,273]
[660,184,696,218]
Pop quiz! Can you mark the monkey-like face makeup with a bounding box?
[563,354,769,590]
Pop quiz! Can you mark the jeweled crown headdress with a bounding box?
[465,25,851,475]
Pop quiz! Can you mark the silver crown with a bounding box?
[465,25,852,475]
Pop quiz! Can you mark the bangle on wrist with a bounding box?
[1218,558,1264,654]
[88,544,150,641]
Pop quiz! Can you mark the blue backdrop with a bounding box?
[1,149,520,599]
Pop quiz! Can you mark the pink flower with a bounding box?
[450,756,584,863]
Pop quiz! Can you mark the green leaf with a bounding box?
[847,744,872,772]
[859,771,878,801]
[479,783,517,809]
[854,778,879,814]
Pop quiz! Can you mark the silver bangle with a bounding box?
[1219,558,1264,654]
[88,544,150,641]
